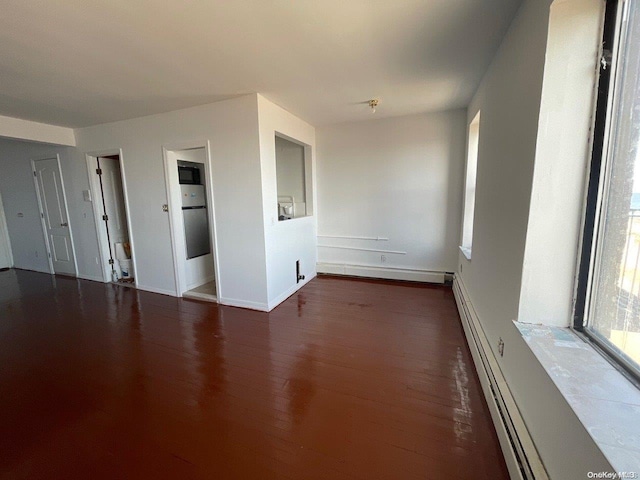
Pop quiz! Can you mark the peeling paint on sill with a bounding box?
[515,322,640,474]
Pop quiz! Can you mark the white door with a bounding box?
[0,191,12,269]
[97,156,130,248]
[34,157,77,276]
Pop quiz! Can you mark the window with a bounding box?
[576,0,640,378]
[461,111,480,259]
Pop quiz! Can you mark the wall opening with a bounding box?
[275,135,310,221]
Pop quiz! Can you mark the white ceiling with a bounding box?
[0,0,522,128]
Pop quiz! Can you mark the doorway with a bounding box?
[163,143,219,302]
[32,156,78,276]
[86,151,136,285]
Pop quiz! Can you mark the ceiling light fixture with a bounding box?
[368,99,379,114]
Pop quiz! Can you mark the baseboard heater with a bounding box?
[453,277,548,480]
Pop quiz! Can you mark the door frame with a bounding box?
[0,189,14,268]
[162,140,221,297]
[31,154,79,276]
[85,148,138,287]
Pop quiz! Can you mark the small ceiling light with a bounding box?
[368,99,379,114]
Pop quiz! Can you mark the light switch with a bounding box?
[83,190,92,202]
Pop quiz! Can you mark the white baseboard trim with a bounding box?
[218,296,269,312]
[317,262,445,284]
[13,266,51,274]
[453,276,548,480]
[136,284,177,297]
[77,273,105,283]
[267,273,316,311]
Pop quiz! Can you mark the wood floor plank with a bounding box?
[0,269,508,479]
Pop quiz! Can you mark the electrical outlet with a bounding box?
[498,338,505,357]
[381,255,386,263]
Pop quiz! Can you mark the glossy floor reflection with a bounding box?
[0,269,508,479]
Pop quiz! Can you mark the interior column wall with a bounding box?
[257,94,317,310]
[518,0,604,327]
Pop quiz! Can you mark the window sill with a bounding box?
[515,322,640,474]
[275,215,314,225]
[459,246,472,261]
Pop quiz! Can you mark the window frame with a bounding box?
[460,111,481,259]
[574,0,640,383]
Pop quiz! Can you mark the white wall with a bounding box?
[0,114,76,146]
[74,94,268,305]
[257,94,317,310]
[458,0,612,477]
[518,0,603,327]
[0,138,98,276]
[316,111,466,278]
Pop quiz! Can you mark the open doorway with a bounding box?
[86,151,136,285]
[163,143,219,302]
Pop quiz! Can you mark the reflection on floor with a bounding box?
[183,280,217,302]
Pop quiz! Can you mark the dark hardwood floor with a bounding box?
[0,269,508,479]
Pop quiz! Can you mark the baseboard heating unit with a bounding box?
[452,277,548,480]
